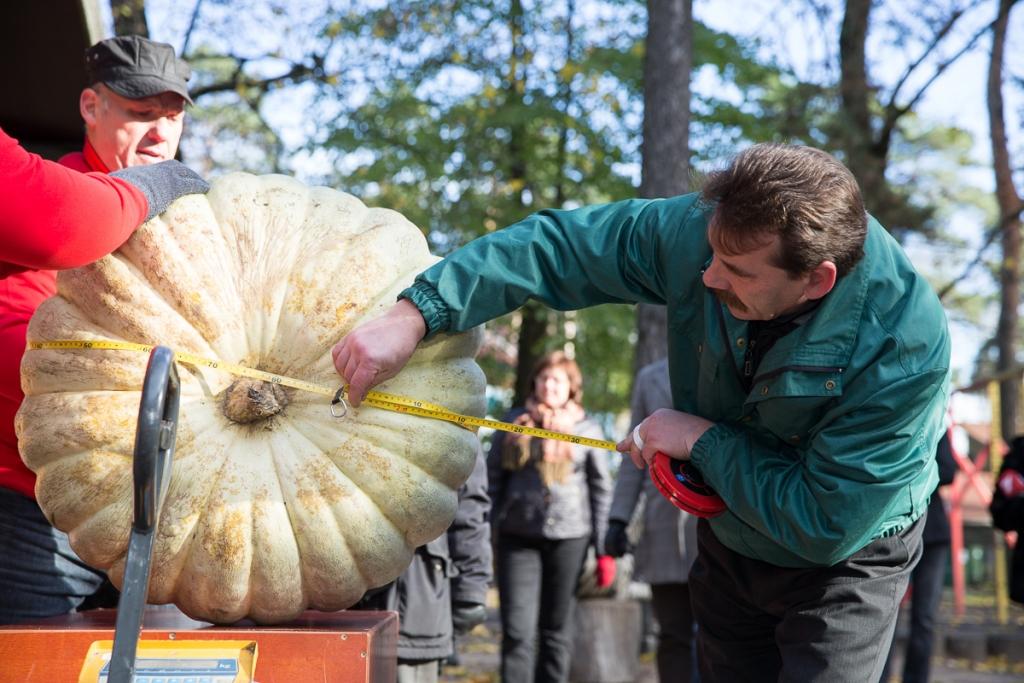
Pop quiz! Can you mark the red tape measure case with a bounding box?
[650,451,726,518]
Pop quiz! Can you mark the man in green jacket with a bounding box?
[332,143,951,682]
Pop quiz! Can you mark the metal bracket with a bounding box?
[109,346,180,683]
[330,387,348,418]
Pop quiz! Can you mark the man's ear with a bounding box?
[80,88,100,127]
[805,260,838,300]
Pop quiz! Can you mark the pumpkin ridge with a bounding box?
[120,213,239,348]
[321,431,457,548]
[245,180,317,361]
[35,449,130,535]
[68,494,132,567]
[61,253,216,358]
[145,423,233,603]
[265,422,383,610]
[163,420,255,592]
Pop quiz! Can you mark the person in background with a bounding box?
[605,357,699,683]
[332,143,950,682]
[991,435,1024,606]
[0,35,204,623]
[354,449,492,683]
[487,351,613,682]
[880,431,957,683]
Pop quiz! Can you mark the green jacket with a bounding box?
[402,192,951,567]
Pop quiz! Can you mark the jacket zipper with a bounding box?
[743,338,756,380]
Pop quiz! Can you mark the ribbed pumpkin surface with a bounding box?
[16,173,484,624]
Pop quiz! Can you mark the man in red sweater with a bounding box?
[0,35,205,623]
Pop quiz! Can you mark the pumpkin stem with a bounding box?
[222,378,290,424]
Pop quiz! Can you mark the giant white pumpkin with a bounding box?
[16,173,485,624]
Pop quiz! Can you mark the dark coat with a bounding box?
[356,448,492,661]
[922,432,957,545]
[991,437,1024,605]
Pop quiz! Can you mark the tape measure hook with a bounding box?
[330,387,349,418]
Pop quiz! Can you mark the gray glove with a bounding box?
[111,160,210,222]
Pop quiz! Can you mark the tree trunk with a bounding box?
[987,0,1022,437]
[506,0,549,404]
[838,0,890,222]
[514,301,550,406]
[111,0,149,37]
[636,0,692,373]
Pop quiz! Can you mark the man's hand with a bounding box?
[110,160,209,221]
[332,299,427,406]
[603,520,630,558]
[451,600,487,635]
[616,408,715,469]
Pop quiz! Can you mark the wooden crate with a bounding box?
[0,607,397,682]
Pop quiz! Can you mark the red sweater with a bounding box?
[0,128,148,498]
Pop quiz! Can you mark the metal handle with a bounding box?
[109,346,180,683]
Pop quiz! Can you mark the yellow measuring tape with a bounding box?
[28,339,620,452]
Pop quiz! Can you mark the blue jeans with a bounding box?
[496,534,589,683]
[0,487,107,624]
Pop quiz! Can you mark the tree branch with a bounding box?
[181,0,204,57]
[188,58,327,99]
[885,8,963,110]
[878,11,991,150]
[936,202,1024,301]
[891,17,991,120]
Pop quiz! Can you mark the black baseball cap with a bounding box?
[85,35,193,104]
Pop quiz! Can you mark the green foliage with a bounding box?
[574,305,637,414]
[309,1,644,413]
[319,1,640,248]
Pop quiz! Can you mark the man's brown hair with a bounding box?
[701,143,867,278]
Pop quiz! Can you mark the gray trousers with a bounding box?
[690,515,924,683]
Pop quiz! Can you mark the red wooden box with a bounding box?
[0,607,397,682]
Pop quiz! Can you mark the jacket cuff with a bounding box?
[398,281,450,339]
[689,422,742,474]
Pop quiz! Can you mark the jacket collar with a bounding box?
[82,139,111,173]
[780,220,877,368]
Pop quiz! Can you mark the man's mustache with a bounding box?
[710,287,748,312]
